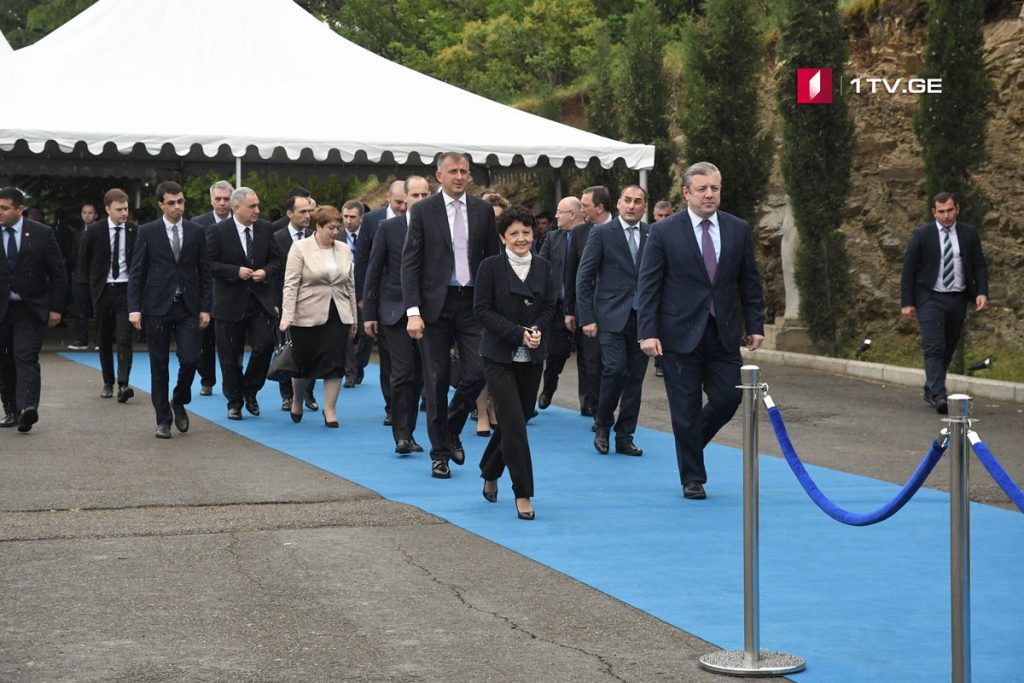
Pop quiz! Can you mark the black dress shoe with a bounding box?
[117,386,135,403]
[244,396,260,416]
[323,411,339,428]
[100,384,114,399]
[580,405,595,418]
[0,413,16,428]
[228,407,243,420]
[538,392,551,409]
[383,413,392,426]
[431,460,451,479]
[655,365,664,378]
[482,480,498,503]
[395,439,414,455]
[410,440,424,453]
[615,438,643,456]
[594,427,610,455]
[356,369,364,385]
[936,400,949,415]
[450,435,465,465]
[683,482,707,500]
[343,377,356,389]
[17,407,38,433]
[281,398,292,411]
[304,393,319,411]
[171,401,190,433]
[155,424,172,439]
[200,384,213,396]
[923,387,934,406]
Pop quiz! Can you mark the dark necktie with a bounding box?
[941,229,955,289]
[294,231,302,241]
[170,223,181,262]
[701,219,717,316]
[350,232,358,262]
[4,227,16,267]
[244,227,253,264]
[111,226,121,279]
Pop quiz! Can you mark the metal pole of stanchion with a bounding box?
[947,394,972,683]
[699,365,805,676]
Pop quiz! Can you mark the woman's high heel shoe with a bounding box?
[290,401,302,423]
[482,480,498,503]
[323,410,339,428]
[515,498,535,521]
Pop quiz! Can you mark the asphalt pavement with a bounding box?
[2,344,1022,681]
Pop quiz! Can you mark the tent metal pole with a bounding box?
[235,156,242,186]
[554,168,562,203]
[639,168,649,223]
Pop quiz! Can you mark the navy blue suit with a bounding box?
[900,221,988,403]
[364,214,422,443]
[537,227,578,404]
[186,210,226,389]
[128,218,212,427]
[575,218,650,438]
[637,209,765,486]
[0,218,66,417]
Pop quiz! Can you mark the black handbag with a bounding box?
[267,331,299,382]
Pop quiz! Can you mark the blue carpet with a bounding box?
[63,352,1023,681]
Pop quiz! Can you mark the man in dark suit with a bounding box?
[536,196,583,410]
[0,187,67,432]
[61,202,98,350]
[900,192,989,415]
[637,162,765,500]
[564,185,612,419]
[270,186,312,232]
[360,179,407,419]
[76,188,138,402]
[272,195,317,412]
[576,185,651,457]
[341,200,374,388]
[128,181,213,439]
[364,176,430,454]
[402,152,499,479]
[191,179,234,396]
[207,187,281,420]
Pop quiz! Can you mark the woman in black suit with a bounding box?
[473,206,558,520]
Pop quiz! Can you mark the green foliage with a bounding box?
[913,0,992,226]
[182,171,365,221]
[1,0,95,48]
[620,2,676,205]
[678,0,772,222]
[776,0,856,356]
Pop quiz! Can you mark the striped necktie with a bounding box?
[941,229,955,289]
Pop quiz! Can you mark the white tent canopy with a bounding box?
[0,27,12,56]
[0,0,654,179]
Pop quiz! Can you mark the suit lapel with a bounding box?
[678,213,711,283]
[435,195,453,252]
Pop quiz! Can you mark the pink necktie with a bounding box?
[701,219,717,316]
[452,199,470,286]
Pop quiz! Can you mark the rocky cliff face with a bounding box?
[758,4,1024,352]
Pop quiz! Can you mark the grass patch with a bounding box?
[854,331,1024,383]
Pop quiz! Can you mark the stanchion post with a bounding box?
[699,365,805,676]
[947,393,972,683]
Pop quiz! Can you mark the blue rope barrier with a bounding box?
[969,433,1024,513]
[765,398,946,526]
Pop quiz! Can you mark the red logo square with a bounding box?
[797,68,832,104]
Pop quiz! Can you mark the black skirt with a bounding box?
[290,300,349,380]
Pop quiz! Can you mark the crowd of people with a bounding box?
[1,153,789,519]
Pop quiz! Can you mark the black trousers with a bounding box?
[197,324,217,388]
[95,283,133,388]
[419,287,485,460]
[596,310,649,436]
[380,318,422,443]
[661,315,742,486]
[71,280,92,344]
[0,301,46,415]
[345,305,373,382]
[377,335,392,413]
[541,300,572,398]
[576,323,602,413]
[214,296,276,409]
[144,300,200,426]
[479,358,542,499]
[917,292,968,403]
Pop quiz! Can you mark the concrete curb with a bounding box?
[741,348,1024,404]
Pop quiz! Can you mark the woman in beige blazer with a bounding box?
[279,205,358,427]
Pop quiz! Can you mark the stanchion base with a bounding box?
[699,649,806,677]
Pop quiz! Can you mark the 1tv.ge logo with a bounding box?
[797,68,832,104]
[797,67,943,103]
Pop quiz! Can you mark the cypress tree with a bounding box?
[913,0,991,226]
[776,0,856,356]
[620,2,676,206]
[678,0,772,223]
